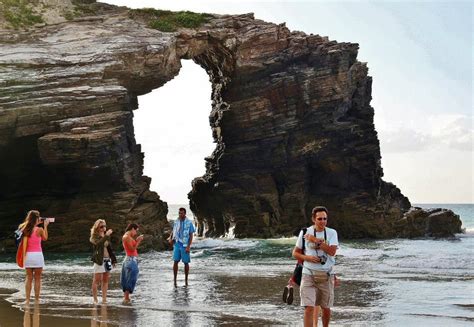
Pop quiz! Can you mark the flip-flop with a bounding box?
[282,286,289,303]
[287,287,294,305]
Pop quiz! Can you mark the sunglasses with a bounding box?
[316,218,327,221]
[100,225,106,229]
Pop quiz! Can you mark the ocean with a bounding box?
[0,204,472,326]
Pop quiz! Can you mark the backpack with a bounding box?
[14,228,23,248]
[15,228,28,268]
[292,228,307,286]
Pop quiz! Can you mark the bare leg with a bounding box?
[313,305,320,327]
[92,273,101,304]
[33,268,43,302]
[124,291,130,302]
[304,306,314,327]
[101,272,110,304]
[321,307,331,327]
[25,268,33,304]
[184,263,189,286]
[173,261,179,286]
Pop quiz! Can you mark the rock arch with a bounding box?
[0,4,460,251]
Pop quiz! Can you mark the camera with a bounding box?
[40,217,55,223]
[319,255,327,265]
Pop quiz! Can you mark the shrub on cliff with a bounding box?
[0,0,43,29]
[130,8,213,32]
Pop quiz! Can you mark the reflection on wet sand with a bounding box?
[23,303,40,327]
[172,286,191,327]
[91,304,109,327]
[213,273,387,325]
[5,272,388,326]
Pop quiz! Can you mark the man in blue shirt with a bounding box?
[169,207,196,286]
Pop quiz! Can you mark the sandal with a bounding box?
[287,287,294,305]
[282,286,289,303]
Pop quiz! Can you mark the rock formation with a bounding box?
[0,1,462,251]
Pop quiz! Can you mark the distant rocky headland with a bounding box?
[0,0,462,252]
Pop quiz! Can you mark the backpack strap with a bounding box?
[301,228,307,252]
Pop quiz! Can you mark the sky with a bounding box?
[102,0,473,204]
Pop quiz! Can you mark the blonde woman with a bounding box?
[90,219,116,304]
[18,210,49,304]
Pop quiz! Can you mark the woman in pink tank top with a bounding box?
[18,210,50,304]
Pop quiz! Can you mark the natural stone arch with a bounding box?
[0,3,461,252]
[175,19,410,239]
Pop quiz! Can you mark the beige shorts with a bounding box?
[300,273,334,308]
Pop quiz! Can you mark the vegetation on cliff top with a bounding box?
[62,1,121,21]
[63,2,98,21]
[129,8,213,32]
[0,0,43,29]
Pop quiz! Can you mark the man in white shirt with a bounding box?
[292,206,339,327]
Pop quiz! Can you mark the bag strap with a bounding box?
[301,228,307,252]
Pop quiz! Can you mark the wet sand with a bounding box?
[0,289,91,327]
[0,285,279,326]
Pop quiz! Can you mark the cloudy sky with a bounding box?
[103,0,473,204]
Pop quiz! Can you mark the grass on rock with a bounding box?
[0,0,43,29]
[130,8,212,32]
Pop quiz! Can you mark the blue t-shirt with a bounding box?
[173,217,195,246]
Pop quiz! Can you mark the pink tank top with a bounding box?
[26,227,42,253]
[123,237,138,257]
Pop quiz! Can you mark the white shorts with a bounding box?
[93,259,111,274]
[24,252,44,269]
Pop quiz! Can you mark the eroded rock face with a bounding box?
[0,2,462,251]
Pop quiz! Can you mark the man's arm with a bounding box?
[168,222,175,246]
[186,233,193,253]
[292,246,320,263]
[318,243,337,256]
[312,233,338,256]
